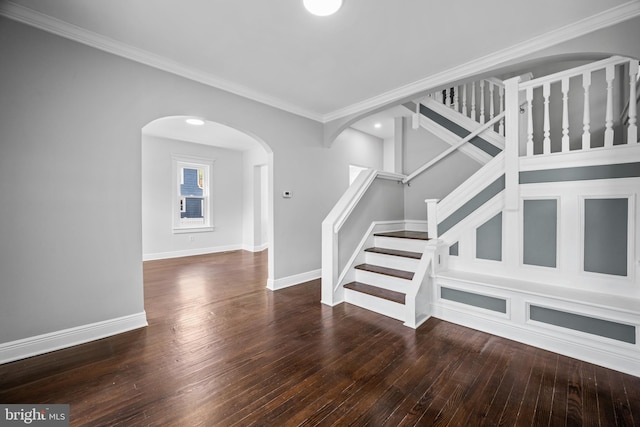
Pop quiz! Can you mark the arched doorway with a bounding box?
[140,115,273,287]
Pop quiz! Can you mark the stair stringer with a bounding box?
[435,152,505,237]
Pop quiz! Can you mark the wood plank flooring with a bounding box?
[1,250,639,426]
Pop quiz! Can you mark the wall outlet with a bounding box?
[282,190,292,198]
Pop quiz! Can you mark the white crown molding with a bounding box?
[322,0,640,122]
[0,1,325,122]
[2,1,639,124]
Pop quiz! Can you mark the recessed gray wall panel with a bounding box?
[584,198,628,276]
[523,199,557,268]
[476,212,502,261]
[441,287,507,313]
[449,242,459,256]
[530,305,636,344]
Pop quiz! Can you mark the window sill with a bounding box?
[173,226,215,234]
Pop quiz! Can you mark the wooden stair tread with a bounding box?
[344,281,405,304]
[374,230,430,240]
[355,263,414,280]
[365,247,422,259]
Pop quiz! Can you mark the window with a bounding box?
[173,155,214,233]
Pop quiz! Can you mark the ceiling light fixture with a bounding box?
[186,118,205,126]
[374,123,382,129]
[303,0,343,16]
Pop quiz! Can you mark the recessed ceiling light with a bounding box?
[303,0,343,16]
[186,118,205,126]
[374,123,382,129]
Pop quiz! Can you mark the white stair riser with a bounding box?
[373,236,428,253]
[344,289,405,321]
[365,252,420,272]
[355,270,412,294]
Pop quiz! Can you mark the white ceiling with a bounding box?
[143,116,262,151]
[2,0,637,123]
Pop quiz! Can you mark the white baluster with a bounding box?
[462,84,468,117]
[479,80,486,124]
[629,60,638,144]
[489,83,495,119]
[498,85,505,136]
[582,71,591,150]
[526,87,534,156]
[561,77,570,152]
[543,82,551,154]
[471,81,477,122]
[453,86,459,112]
[604,64,615,147]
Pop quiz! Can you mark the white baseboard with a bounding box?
[432,304,640,377]
[268,269,321,291]
[0,312,148,365]
[143,244,244,261]
[243,242,269,253]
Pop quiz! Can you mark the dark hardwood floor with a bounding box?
[1,250,639,426]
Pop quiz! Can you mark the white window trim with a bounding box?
[172,154,215,234]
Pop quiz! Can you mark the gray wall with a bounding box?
[402,120,481,221]
[0,18,381,344]
[141,135,245,257]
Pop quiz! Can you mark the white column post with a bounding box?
[504,76,521,211]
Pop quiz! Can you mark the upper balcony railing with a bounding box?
[519,56,638,157]
[430,78,506,136]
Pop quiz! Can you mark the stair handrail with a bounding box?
[403,111,505,185]
[330,170,406,234]
[321,168,406,306]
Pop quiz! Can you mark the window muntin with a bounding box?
[173,156,213,233]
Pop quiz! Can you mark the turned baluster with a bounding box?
[526,87,534,156]
[471,81,477,121]
[604,64,615,147]
[498,85,505,136]
[489,82,495,121]
[561,77,570,152]
[453,87,459,112]
[479,80,486,124]
[543,82,551,154]
[629,61,639,144]
[582,71,591,150]
[462,84,468,117]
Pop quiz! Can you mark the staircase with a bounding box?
[343,231,430,322]
[322,55,640,376]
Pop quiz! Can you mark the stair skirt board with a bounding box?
[344,288,405,322]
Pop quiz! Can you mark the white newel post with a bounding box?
[321,222,339,306]
[504,76,521,211]
[425,199,439,239]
